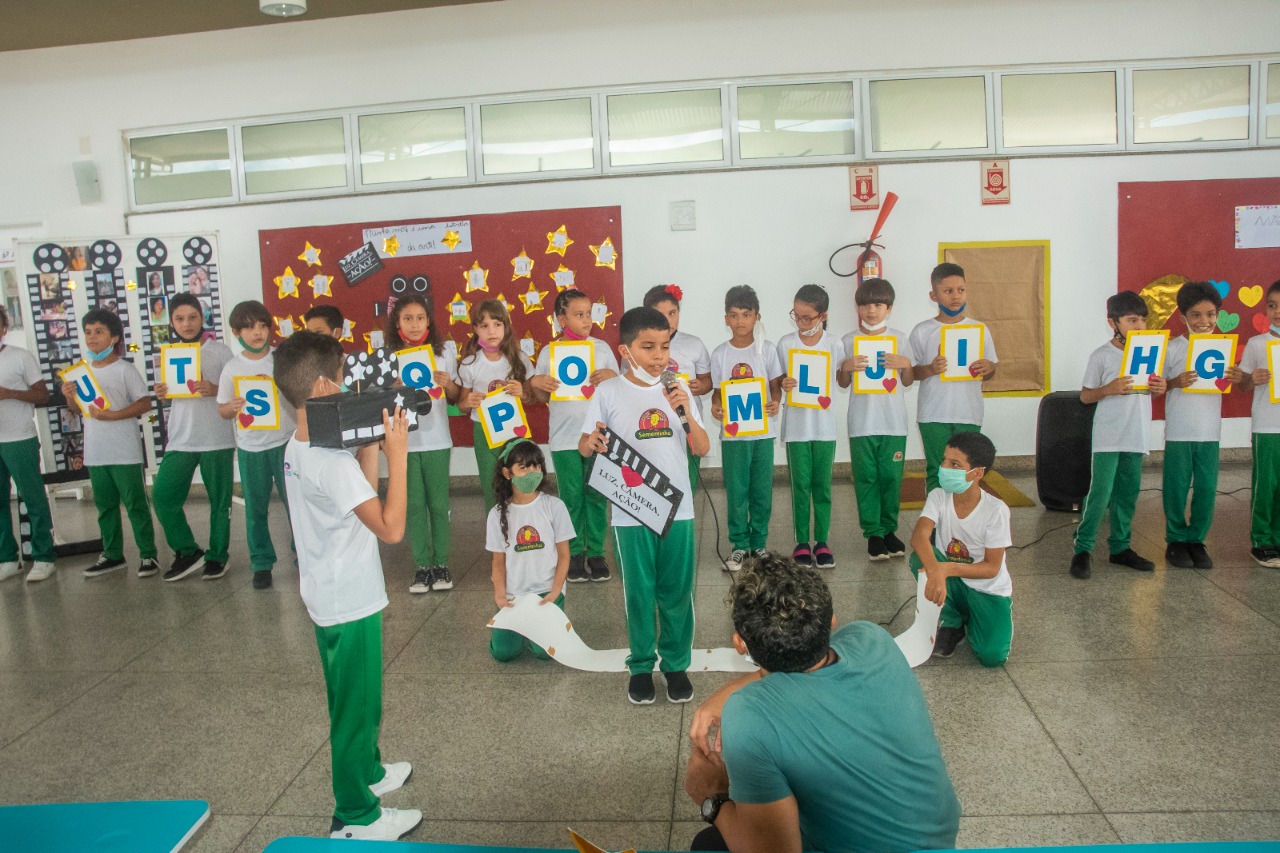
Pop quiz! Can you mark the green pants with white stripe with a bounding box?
[721,439,774,551]
[1252,433,1280,549]
[919,422,981,493]
[490,593,565,662]
[614,520,696,675]
[1073,451,1142,555]
[0,437,55,563]
[552,449,608,558]
[786,440,836,543]
[314,611,386,827]
[910,547,1012,668]
[407,449,451,567]
[89,464,157,561]
[238,443,291,573]
[472,422,500,512]
[850,435,907,539]
[152,448,234,564]
[1162,440,1219,544]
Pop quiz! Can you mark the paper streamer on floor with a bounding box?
[489,575,942,672]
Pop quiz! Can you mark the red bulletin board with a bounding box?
[259,206,624,447]
[1118,178,1280,421]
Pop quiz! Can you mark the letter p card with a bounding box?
[233,376,281,430]
[161,343,202,398]
[479,387,530,448]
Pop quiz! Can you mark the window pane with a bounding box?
[607,89,723,167]
[130,129,233,205]
[359,108,467,184]
[479,98,594,176]
[1132,66,1250,144]
[242,118,347,194]
[870,77,987,152]
[1267,63,1280,139]
[1001,71,1117,147]
[737,82,856,159]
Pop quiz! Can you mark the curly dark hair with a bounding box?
[731,552,833,673]
[385,293,443,355]
[492,438,551,546]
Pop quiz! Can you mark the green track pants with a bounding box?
[785,440,835,543]
[910,547,1012,667]
[552,449,608,558]
[1251,433,1280,549]
[406,449,451,567]
[0,437,55,563]
[89,464,156,561]
[472,422,500,512]
[1073,451,1142,555]
[614,520,696,675]
[919,422,981,493]
[153,448,234,564]
[238,443,290,573]
[721,439,774,551]
[850,435,906,539]
[490,593,566,662]
[1162,440,1219,544]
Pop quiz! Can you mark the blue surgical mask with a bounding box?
[939,302,967,318]
[511,471,543,493]
[86,344,114,362]
[1271,324,1280,337]
[938,467,975,494]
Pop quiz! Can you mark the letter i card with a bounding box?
[1120,329,1170,391]
[161,343,203,398]
[233,376,281,430]
[939,324,985,382]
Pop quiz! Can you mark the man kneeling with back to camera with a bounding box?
[684,554,960,853]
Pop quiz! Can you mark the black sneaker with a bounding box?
[86,555,124,578]
[1164,541,1193,569]
[409,567,431,594]
[867,536,889,561]
[1110,548,1155,572]
[587,556,611,582]
[1251,546,1280,568]
[430,565,453,591]
[1070,551,1092,579]
[627,673,656,705]
[162,549,205,582]
[1185,543,1213,569]
[813,542,835,569]
[137,557,160,579]
[883,532,906,557]
[201,560,228,580]
[792,543,813,567]
[932,626,966,658]
[252,570,273,590]
[566,554,589,584]
[664,671,693,703]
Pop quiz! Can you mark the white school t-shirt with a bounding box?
[216,350,298,452]
[1082,342,1151,454]
[1161,335,1223,443]
[485,492,575,600]
[1239,332,1280,434]
[535,337,620,452]
[838,328,910,439]
[405,347,457,453]
[580,375,703,527]
[907,318,997,426]
[82,358,149,467]
[0,345,42,442]
[668,330,712,417]
[776,330,841,443]
[283,437,386,627]
[457,350,536,423]
[165,340,236,453]
[710,339,784,441]
[921,486,1013,597]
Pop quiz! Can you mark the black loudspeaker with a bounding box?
[1036,391,1097,513]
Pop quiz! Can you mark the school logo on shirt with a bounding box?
[486,379,505,393]
[283,461,298,479]
[636,408,673,440]
[730,363,754,379]
[944,537,973,564]
[513,525,544,553]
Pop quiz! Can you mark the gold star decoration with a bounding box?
[340,319,355,342]
[547,312,563,336]
[442,230,462,251]
[383,235,400,257]
[589,237,618,270]
[275,266,300,299]
[363,332,385,353]
[494,293,512,313]
[546,224,573,256]
[297,241,322,267]
[275,315,296,338]
[519,282,548,314]
[549,264,576,291]
[125,280,137,291]
[591,297,612,329]
[127,342,140,353]
[464,260,490,293]
[448,292,471,325]
[510,249,535,281]
[309,274,333,297]
[520,332,540,360]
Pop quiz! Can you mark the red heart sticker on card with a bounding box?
[93,396,105,409]
[1214,377,1230,391]
[1253,313,1270,333]
[237,412,254,428]
[581,384,595,399]
[621,465,643,488]
[1148,375,1159,386]
[725,422,740,436]
[186,379,198,393]
[428,386,444,399]
[883,378,898,392]
[817,396,831,409]
[513,425,528,437]
[968,364,981,377]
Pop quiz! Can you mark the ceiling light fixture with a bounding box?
[260,0,307,17]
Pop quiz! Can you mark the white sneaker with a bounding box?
[26,562,56,583]
[0,562,19,583]
[724,549,747,573]
[369,761,412,797]
[330,807,422,840]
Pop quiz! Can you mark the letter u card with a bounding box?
[396,345,444,401]
[939,324,985,382]
[1184,334,1237,395]
[161,343,202,398]
[786,349,831,409]
[479,387,530,448]
[1121,329,1170,391]
[549,340,595,401]
[233,376,281,430]
[58,361,109,415]
[853,336,897,394]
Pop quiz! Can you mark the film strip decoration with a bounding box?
[27,243,85,474]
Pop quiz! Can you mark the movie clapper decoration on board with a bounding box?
[308,347,431,449]
[338,242,384,287]
[587,428,683,538]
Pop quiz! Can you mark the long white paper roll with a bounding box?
[893,572,944,668]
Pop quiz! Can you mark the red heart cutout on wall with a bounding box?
[581,385,595,399]
[186,379,198,393]
[1214,377,1230,391]
[725,422,740,436]
[817,396,831,409]
[428,386,444,399]
[621,465,643,488]
[1254,313,1270,333]
[238,412,255,428]
[883,378,898,392]
[514,425,528,437]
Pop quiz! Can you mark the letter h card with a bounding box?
[1121,329,1169,392]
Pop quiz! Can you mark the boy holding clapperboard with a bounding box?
[1237,281,1280,568]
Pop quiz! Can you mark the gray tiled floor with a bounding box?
[1,464,1278,851]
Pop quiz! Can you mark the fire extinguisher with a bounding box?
[830,192,898,286]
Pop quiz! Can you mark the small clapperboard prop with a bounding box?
[395,345,445,402]
[58,361,109,416]
[337,242,384,286]
[160,343,202,398]
[587,428,683,537]
[344,347,400,392]
[308,386,431,449]
[853,335,899,394]
[786,348,831,409]
[232,376,282,431]
[549,339,595,401]
[939,324,985,381]
[478,387,531,448]
[1121,329,1170,393]
[720,376,769,437]
[1184,334,1238,394]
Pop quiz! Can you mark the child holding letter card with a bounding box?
[160,342,202,399]
[1237,281,1280,567]
[1120,329,1170,392]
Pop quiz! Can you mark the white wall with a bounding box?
[2,0,1277,472]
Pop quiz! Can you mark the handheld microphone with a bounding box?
[659,370,691,433]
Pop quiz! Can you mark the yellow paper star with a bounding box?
[275,266,300,299]
[547,312,563,336]
[520,331,540,360]
[546,224,573,256]
[274,315,296,338]
[127,342,140,353]
[448,292,471,325]
[511,249,535,281]
[495,293,512,313]
[340,319,355,342]
[125,280,137,291]
[442,230,461,251]
[591,297,612,330]
[297,241,322,267]
[589,237,618,270]
[549,264,576,292]
[363,332,385,354]
[519,282,548,314]
[309,274,333,297]
[383,235,400,257]
[464,260,490,293]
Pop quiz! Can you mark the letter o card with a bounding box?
[233,376,281,430]
[720,377,768,438]
[396,346,444,402]
[549,340,595,401]
[479,387,530,448]
[853,336,897,394]
[58,361,109,415]
[1121,329,1170,391]
[786,349,831,409]
[940,324,985,382]
[1184,334,1237,395]
[161,343,202,398]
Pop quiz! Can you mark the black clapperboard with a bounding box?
[308,387,431,450]
[337,242,384,287]
[587,429,684,538]
[343,347,399,391]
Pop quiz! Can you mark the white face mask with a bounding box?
[860,321,887,333]
[622,347,663,386]
[798,325,822,338]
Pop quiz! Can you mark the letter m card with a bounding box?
[161,343,202,398]
[720,377,768,438]
[233,376,281,430]
[479,387,530,448]
[1121,329,1170,391]
[939,324,985,382]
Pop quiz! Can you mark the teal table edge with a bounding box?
[0,799,210,852]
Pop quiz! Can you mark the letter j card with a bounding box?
[161,343,202,398]
[233,376,281,430]
[1121,329,1169,391]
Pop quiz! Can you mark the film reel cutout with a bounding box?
[343,347,400,389]
[33,243,68,274]
[183,237,212,266]
[136,238,168,268]
[389,274,430,295]
[89,240,122,271]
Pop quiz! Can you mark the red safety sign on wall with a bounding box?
[849,165,880,211]
[981,160,1010,205]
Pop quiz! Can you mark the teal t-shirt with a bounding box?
[721,621,960,853]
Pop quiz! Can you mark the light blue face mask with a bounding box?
[939,302,967,317]
[86,344,114,362]
[1272,324,1280,337]
[938,466,975,494]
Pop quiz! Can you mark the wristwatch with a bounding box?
[701,793,731,824]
